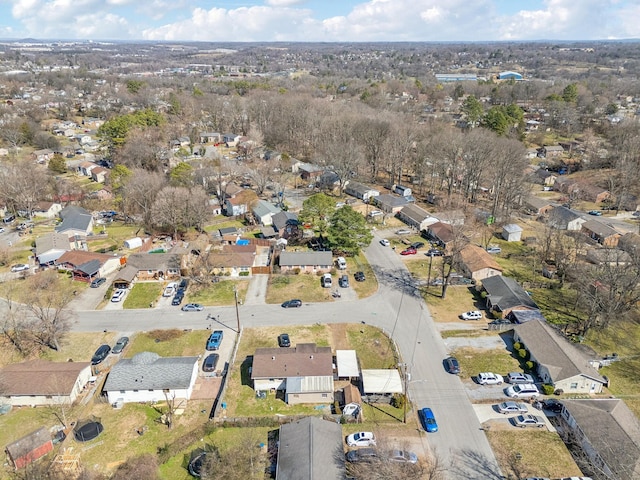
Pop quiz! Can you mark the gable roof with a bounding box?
[428,221,455,243]
[548,206,584,225]
[103,352,198,391]
[373,194,409,208]
[481,275,538,311]
[252,199,281,218]
[59,205,90,219]
[56,250,119,269]
[35,232,71,256]
[5,428,52,462]
[503,223,523,234]
[251,343,333,379]
[345,181,378,196]
[398,203,432,223]
[272,211,298,231]
[126,252,182,271]
[0,360,90,396]
[562,399,640,480]
[514,320,605,383]
[206,251,256,268]
[459,244,503,273]
[54,213,93,234]
[582,219,620,237]
[279,251,333,267]
[524,195,554,211]
[276,417,344,480]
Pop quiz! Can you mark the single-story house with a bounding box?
[618,232,640,257]
[251,343,334,405]
[424,221,456,249]
[32,148,54,164]
[335,350,359,381]
[432,209,465,226]
[199,132,222,144]
[0,360,92,406]
[576,183,610,204]
[125,253,182,280]
[279,251,333,274]
[205,250,256,277]
[55,250,122,282]
[298,163,324,182]
[523,196,554,216]
[547,206,586,231]
[542,145,564,157]
[252,200,281,226]
[222,133,241,147]
[507,309,547,324]
[396,204,437,232]
[535,169,557,186]
[553,176,578,194]
[54,212,94,237]
[35,232,73,265]
[90,166,109,184]
[103,352,199,404]
[224,189,258,217]
[275,417,345,480]
[32,201,62,219]
[5,428,54,469]
[361,369,403,402]
[558,399,640,480]
[585,248,632,266]
[513,320,606,394]
[344,182,379,202]
[457,244,503,281]
[481,275,539,316]
[272,211,299,236]
[371,194,408,214]
[581,220,621,247]
[502,223,523,242]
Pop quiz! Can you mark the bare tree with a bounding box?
[122,168,167,227]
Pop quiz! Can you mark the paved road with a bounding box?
[70,233,501,479]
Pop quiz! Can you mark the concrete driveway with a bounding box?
[473,403,556,432]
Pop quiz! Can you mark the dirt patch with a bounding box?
[330,323,350,350]
[190,376,222,400]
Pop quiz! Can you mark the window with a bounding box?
[120,390,125,394]
[133,389,139,393]
[570,382,578,389]
[322,393,328,398]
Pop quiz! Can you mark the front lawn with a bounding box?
[123,282,164,309]
[265,273,334,304]
[187,279,250,306]
[450,346,522,381]
[126,329,206,358]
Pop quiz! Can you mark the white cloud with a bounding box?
[265,0,306,6]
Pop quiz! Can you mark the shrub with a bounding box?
[293,267,301,275]
[517,348,528,360]
[525,360,535,371]
[554,388,564,396]
[239,271,249,277]
[391,393,406,409]
[493,310,503,319]
[513,342,522,351]
[480,291,488,299]
[541,384,555,395]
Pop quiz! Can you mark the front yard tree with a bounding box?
[327,206,372,256]
[299,193,335,235]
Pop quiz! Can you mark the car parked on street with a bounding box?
[278,333,291,347]
[10,264,29,272]
[181,303,204,312]
[418,407,438,432]
[90,277,107,288]
[206,330,224,351]
[202,353,219,372]
[379,239,390,247]
[110,289,126,302]
[91,344,111,365]
[346,432,376,447]
[513,414,545,428]
[497,401,529,414]
[444,356,460,374]
[477,372,504,385]
[281,299,302,308]
[507,372,535,384]
[400,247,417,255]
[460,310,483,320]
[111,336,129,354]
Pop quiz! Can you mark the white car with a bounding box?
[477,372,504,385]
[10,264,29,272]
[460,310,483,320]
[395,229,411,235]
[342,403,360,417]
[110,289,126,303]
[505,383,540,399]
[486,246,502,254]
[507,372,535,384]
[346,431,376,447]
[379,239,390,247]
[163,282,178,297]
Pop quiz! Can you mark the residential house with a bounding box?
[547,206,586,231]
[361,369,403,402]
[251,343,334,404]
[316,171,340,190]
[103,352,199,404]
[396,204,437,231]
[558,399,640,480]
[513,320,606,394]
[32,148,54,164]
[32,201,62,219]
[199,132,221,144]
[272,211,299,237]
[54,212,94,238]
[298,163,324,182]
[371,194,408,214]
[542,145,564,157]
[90,166,109,184]
[393,185,412,197]
[205,249,256,277]
[219,182,245,200]
[575,183,610,204]
[222,133,241,147]
[523,196,554,216]
[275,417,345,480]
[35,232,73,265]
[125,253,182,280]
[344,182,380,202]
[481,275,539,317]
[335,350,360,381]
[553,176,578,194]
[535,169,557,186]
[279,251,333,274]
[586,248,632,266]
[224,189,258,217]
[55,250,122,282]
[501,223,523,242]
[5,428,54,469]
[252,200,281,226]
[432,209,465,226]
[425,221,456,249]
[525,147,539,159]
[77,161,97,177]
[618,232,640,257]
[581,220,621,247]
[457,244,503,281]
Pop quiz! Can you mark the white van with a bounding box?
[505,383,540,399]
[336,257,347,270]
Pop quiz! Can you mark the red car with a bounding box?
[400,247,417,255]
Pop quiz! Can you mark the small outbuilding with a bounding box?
[335,350,359,380]
[361,369,403,403]
[5,427,53,469]
[123,237,143,249]
[502,223,523,242]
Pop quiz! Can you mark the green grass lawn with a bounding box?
[126,329,207,358]
[123,282,164,309]
[346,324,399,369]
[349,252,378,298]
[188,279,250,306]
[451,347,522,381]
[265,273,335,304]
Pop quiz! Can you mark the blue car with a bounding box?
[206,330,224,351]
[419,407,438,432]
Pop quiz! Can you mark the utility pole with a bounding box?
[399,363,409,424]
[234,287,241,333]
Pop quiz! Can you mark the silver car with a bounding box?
[497,401,529,414]
[513,414,545,428]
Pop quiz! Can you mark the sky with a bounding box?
[0,0,638,43]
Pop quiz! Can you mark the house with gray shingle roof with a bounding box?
[523,196,554,216]
[547,206,586,231]
[396,204,437,231]
[279,251,333,274]
[103,352,199,404]
[581,219,621,247]
[371,194,409,214]
[344,182,380,202]
[252,199,281,226]
[55,211,94,237]
[481,275,538,316]
[513,320,605,394]
[35,232,73,265]
[125,253,182,280]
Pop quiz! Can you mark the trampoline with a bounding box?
[73,417,104,442]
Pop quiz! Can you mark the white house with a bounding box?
[344,182,380,202]
[32,201,63,219]
[252,200,281,226]
[103,352,199,404]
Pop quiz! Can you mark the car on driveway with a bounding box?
[506,383,540,399]
[181,303,204,312]
[426,249,443,257]
[410,241,425,250]
[444,356,460,374]
[497,401,529,414]
[489,318,512,326]
[588,210,602,216]
[206,330,224,351]
[418,407,438,432]
[346,431,376,447]
[281,299,302,308]
[400,247,417,256]
[379,239,390,247]
[354,271,366,282]
[507,372,535,384]
[110,289,126,302]
[10,264,29,272]
[395,229,411,235]
[460,310,483,320]
[163,282,178,297]
[339,274,349,288]
[477,372,504,385]
[346,447,378,463]
[202,353,219,372]
[388,449,418,464]
[91,344,111,365]
[171,292,184,306]
[90,277,107,288]
[513,414,545,428]
[111,336,129,354]
[278,333,291,347]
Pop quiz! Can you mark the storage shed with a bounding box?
[361,369,403,402]
[5,427,53,469]
[502,224,523,242]
[123,237,143,249]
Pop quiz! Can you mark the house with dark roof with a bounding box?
[458,244,503,281]
[344,182,380,202]
[298,163,324,182]
[547,206,586,231]
[396,204,437,231]
[35,232,73,265]
[102,352,199,404]
[523,196,554,216]
[279,251,333,274]
[125,252,182,280]
[581,220,621,247]
[513,320,605,394]
[272,211,299,236]
[251,343,334,404]
[55,250,122,282]
[0,360,92,406]
[481,275,538,316]
[558,399,640,480]
[275,417,345,480]
[425,221,457,249]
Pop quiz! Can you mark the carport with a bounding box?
[336,350,359,380]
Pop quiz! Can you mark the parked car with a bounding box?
[477,372,504,385]
[505,383,540,399]
[181,303,204,312]
[513,414,545,428]
[206,330,224,351]
[91,344,111,365]
[10,264,29,273]
[460,310,483,320]
[342,403,360,417]
[90,277,107,288]
[111,336,129,354]
[202,353,219,372]
[339,274,349,288]
[110,289,126,302]
[354,271,366,282]
[163,282,178,297]
[346,432,376,447]
[388,450,418,464]
[400,247,417,256]
[177,278,189,294]
[486,246,502,254]
[410,241,425,250]
[171,292,184,306]
[444,356,460,374]
[395,229,411,235]
[418,407,438,432]
[336,256,347,270]
[541,399,563,413]
[588,210,602,216]
[497,401,529,414]
[345,447,378,463]
[379,239,390,247]
[489,318,513,326]
[507,372,535,384]
[0,227,4,233]
[321,273,332,288]
[426,249,443,257]
[277,333,291,347]
[281,299,302,308]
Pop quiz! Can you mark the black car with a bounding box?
[542,399,563,413]
[91,344,111,365]
[203,353,219,372]
[278,333,291,347]
[426,249,443,257]
[489,318,512,326]
[281,299,302,308]
[445,356,460,374]
[111,336,129,354]
[410,241,425,250]
[354,271,366,282]
[177,278,189,294]
[346,447,378,463]
[90,277,107,288]
[171,292,184,306]
[339,274,349,288]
